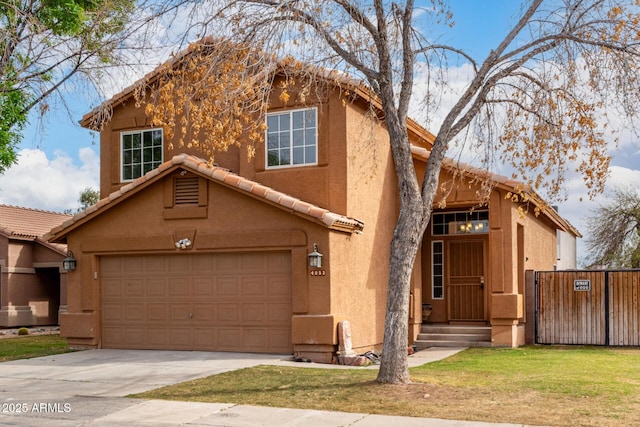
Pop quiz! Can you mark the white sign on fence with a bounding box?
[574,279,591,291]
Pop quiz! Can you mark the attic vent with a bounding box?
[174,177,199,205]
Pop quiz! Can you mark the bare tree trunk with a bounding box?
[376,104,428,383]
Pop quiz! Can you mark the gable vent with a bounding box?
[174,177,199,205]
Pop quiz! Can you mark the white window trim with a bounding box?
[432,240,445,300]
[265,107,318,169]
[120,128,164,182]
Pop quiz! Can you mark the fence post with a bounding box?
[524,270,536,344]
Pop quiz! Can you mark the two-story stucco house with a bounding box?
[46,40,579,362]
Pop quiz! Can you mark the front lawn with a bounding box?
[0,334,73,362]
[134,346,640,427]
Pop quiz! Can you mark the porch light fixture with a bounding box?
[63,251,77,272]
[308,243,323,268]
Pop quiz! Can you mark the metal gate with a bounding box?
[536,270,640,346]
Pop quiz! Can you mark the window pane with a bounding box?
[143,131,152,147]
[143,163,153,174]
[267,150,280,166]
[123,150,132,165]
[153,146,162,161]
[267,134,279,149]
[267,115,279,131]
[305,129,316,146]
[132,133,141,149]
[434,287,443,299]
[293,147,304,164]
[305,109,316,127]
[132,150,141,164]
[123,134,132,150]
[305,146,316,164]
[123,165,132,181]
[143,147,152,161]
[433,241,443,252]
[279,114,289,130]
[280,148,290,165]
[153,130,162,145]
[293,111,304,129]
[293,130,304,146]
[279,131,290,148]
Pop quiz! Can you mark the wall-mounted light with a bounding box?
[63,251,76,271]
[308,243,323,268]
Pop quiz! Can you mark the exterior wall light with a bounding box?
[63,251,77,271]
[308,243,323,268]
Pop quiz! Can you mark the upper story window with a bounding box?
[266,108,317,168]
[121,129,163,181]
[432,210,489,236]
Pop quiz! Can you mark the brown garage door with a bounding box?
[101,251,292,353]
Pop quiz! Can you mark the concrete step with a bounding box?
[415,324,492,349]
[415,339,493,350]
[417,332,490,342]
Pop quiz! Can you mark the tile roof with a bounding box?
[0,205,71,253]
[46,154,365,242]
[78,37,435,148]
[410,145,581,237]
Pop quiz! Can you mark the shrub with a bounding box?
[17,327,29,336]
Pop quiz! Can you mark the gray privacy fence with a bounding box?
[534,270,640,346]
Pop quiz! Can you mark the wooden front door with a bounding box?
[448,240,486,321]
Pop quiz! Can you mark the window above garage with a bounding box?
[121,128,163,181]
[266,108,317,169]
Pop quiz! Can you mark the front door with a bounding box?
[448,240,486,321]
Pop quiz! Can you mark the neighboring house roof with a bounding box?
[45,154,365,243]
[0,204,71,254]
[410,146,582,237]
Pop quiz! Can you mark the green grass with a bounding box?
[0,334,73,362]
[134,346,640,427]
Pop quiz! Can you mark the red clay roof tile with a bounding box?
[45,154,365,243]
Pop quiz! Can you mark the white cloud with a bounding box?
[0,148,99,213]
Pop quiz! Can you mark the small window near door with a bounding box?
[432,240,444,299]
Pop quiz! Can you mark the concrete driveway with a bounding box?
[0,348,529,426]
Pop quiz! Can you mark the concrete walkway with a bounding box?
[0,348,533,426]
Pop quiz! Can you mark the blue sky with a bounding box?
[1,0,638,265]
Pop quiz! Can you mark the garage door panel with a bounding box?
[101,252,292,353]
[243,304,266,323]
[218,303,240,322]
[241,277,267,298]
[269,304,292,324]
[168,256,190,272]
[102,303,123,321]
[169,278,189,296]
[268,276,291,297]
[123,257,144,273]
[217,327,243,349]
[193,278,215,296]
[103,279,123,297]
[124,280,144,297]
[192,304,214,321]
[147,303,167,320]
[217,277,240,297]
[124,303,145,321]
[170,304,190,321]
[146,278,168,297]
[193,328,216,348]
